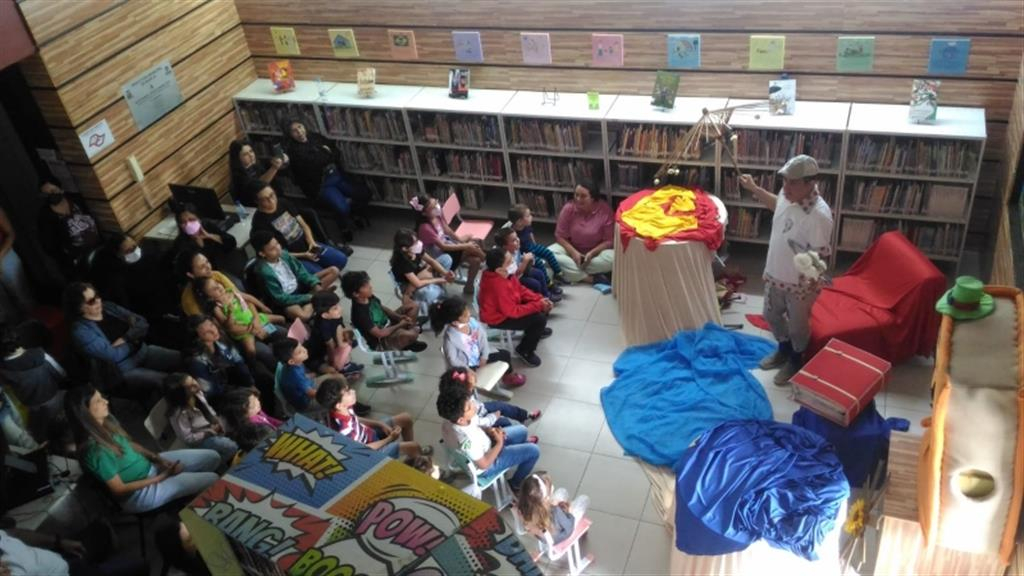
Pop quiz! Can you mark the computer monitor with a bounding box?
[168,184,226,220]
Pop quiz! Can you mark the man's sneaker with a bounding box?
[759,342,793,370]
[773,359,800,387]
[515,347,542,367]
[404,341,428,353]
[354,401,372,417]
[540,327,553,339]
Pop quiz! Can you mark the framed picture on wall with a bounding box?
[387,29,418,59]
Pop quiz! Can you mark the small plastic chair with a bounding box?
[510,507,594,576]
[442,193,493,241]
[144,398,187,451]
[272,369,296,417]
[352,328,415,387]
[469,275,521,354]
[439,338,513,400]
[445,445,514,510]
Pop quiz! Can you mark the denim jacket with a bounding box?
[70,301,149,371]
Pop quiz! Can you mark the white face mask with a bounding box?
[431,207,442,218]
[453,321,469,329]
[410,240,423,255]
[505,262,518,276]
[123,247,142,264]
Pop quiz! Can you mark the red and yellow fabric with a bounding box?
[616,185,724,252]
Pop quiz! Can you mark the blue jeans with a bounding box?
[434,253,454,271]
[121,345,182,393]
[298,243,348,274]
[484,401,528,425]
[0,249,33,320]
[0,391,38,450]
[519,267,549,297]
[199,434,240,468]
[321,171,353,215]
[121,449,220,513]
[477,424,539,489]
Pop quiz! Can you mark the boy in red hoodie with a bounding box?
[478,247,553,367]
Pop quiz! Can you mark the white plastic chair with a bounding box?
[439,337,513,400]
[516,510,594,576]
[144,398,187,451]
[352,328,415,387]
[445,445,514,510]
[469,275,521,354]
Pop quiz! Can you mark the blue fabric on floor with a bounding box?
[674,420,850,560]
[791,401,890,489]
[600,322,775,466]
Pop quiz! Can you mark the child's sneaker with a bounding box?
[555,274,571,286]
[549,285,564,296]
[404,341,428,353]
[502,373,527,388]
[548,293,563,303]
[515,347,542,367]
[527,435,539,444]
[341,362,364,375]
[526,409,542,423]
[540,327,553,339]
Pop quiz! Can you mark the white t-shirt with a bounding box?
[441,416,492,463]
[0,531,69,576]
[764,191,833,286]
[268,259,298,294]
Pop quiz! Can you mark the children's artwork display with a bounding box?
[452,30,484,63]
[388,29,418,60]
[449,68,470,99]
[928,38,971,75]
[592,33,624,67]
[836,36,875,73]
[749,35,785,70]
[667,33,701,69]
[182,414,540,576]
[357,67,376,98]
[909,79,941,124]
[268,60,295,94]
[521,32,552,65]
[651,70,680,109]
[328,28,358,58]
[768,78,796,115]
[270,26,300,56]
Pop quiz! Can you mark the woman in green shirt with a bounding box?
[66,385,220,513]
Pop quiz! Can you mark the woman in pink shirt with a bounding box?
[548,179,615,284]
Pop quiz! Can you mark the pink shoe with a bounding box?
[502,373,527,388]
[528,435,539,444]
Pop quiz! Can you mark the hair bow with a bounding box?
[409,197,424,212]
[452,370,467,382]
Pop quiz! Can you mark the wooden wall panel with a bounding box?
[18,54,53,89]
[18,0,122,45]
[990,210,1014,284]
[234,0,1024,34]
[33,0,205,89]
[47,0,240,128]
[243,25,1023,81]
[48,26,252,165]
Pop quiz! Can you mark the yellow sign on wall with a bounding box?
[270,26,301,56]
[749,35,785,70]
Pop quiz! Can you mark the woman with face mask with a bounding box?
[170,203,242,278]
[389,228,453,316]
[89,234,166,319]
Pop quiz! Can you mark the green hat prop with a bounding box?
[935,276,995,321]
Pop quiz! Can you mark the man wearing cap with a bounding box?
[739,154,833,385]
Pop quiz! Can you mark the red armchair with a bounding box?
[806,231,947,363]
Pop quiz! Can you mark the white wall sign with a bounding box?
[122,60,183,130]
[78,119,115,159]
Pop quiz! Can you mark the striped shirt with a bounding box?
[327,409,375,444]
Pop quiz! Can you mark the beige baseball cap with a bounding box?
[778,155,819,179]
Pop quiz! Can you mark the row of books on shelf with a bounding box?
[512,158,596,189]
[339,143,415,175]
[366,178,418,205]
[615,163,713,193]
[840,218,961,255]
[414,114,501,148]
[432,185,486,212]
[726,207,765,239]
[238,102,318,134]
[845,180,968,218]
[613,125,691,159]
[321,108,406,141]
[734,130,840,168]
[847,137,979,178]
[507,119,587,153]
[421,150,504,180]
[513,189,570,219]
[720,173,835,206]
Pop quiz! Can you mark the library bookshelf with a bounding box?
[233,80,985,270]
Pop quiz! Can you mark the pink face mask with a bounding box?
[410,240,424,255]
[184,220,201,236]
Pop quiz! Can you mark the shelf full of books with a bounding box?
[430,184,509,219]
[838,217,961,261]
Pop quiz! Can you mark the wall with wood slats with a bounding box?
[16,0,255,233]
[237,0,1023,249]
[987,59,1024,284]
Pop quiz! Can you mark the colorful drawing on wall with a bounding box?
[651,70,680,109]
[521,32,551,65]
[592,33,624,67]
[452,30,484,63]
[749,35,785,70]
[928,38,971,75]
[184,414,540,576]
[268,60,295,93]
[270,26,300,56]
[328,28,358,58]
[836,36,875,73]
[387,29,418,60]
[667,33,701,69]
[909,79,941,124]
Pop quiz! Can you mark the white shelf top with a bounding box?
[501,91,615,120]
[320,83,424,108]
[234,79,336,104]
[406,87,517,115]
[847,103,987,139]
[725,99,851,132]
[606,96,729,125]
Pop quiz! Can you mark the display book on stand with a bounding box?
[232,79,985,268]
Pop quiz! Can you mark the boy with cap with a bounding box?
[739,154,834,386]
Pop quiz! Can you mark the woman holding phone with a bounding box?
[250,183,349,274]
[229,139,290,206]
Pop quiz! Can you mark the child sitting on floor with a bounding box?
[316,378,430,459]
[516,471,592,552]
[493,228,562,302]
[438,366,540,431]
[309,291,363,378]
[430,295,527,389]
[507,204,565,286]
[341,270,427,353]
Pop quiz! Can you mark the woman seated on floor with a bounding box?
[549,178,615,285]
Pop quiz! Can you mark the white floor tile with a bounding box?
[553,358,615,405]
[518,353,570,388]
[576,510,640,576]
[550,288,599,321]
[588,294,620,325]
[531,397,605,452]
[640,491,666,526]
[571,322,626,363]
[577,454,650,520]
[592,421,628,459]
[342,256,376,274]
[534,443,592,500]
[536,318,586,362]
[625,521,674,576]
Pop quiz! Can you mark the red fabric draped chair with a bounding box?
[806,231,947,363]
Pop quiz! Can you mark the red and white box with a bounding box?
[790,338,891,427]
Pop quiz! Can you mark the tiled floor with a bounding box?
[342,240,936,576]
